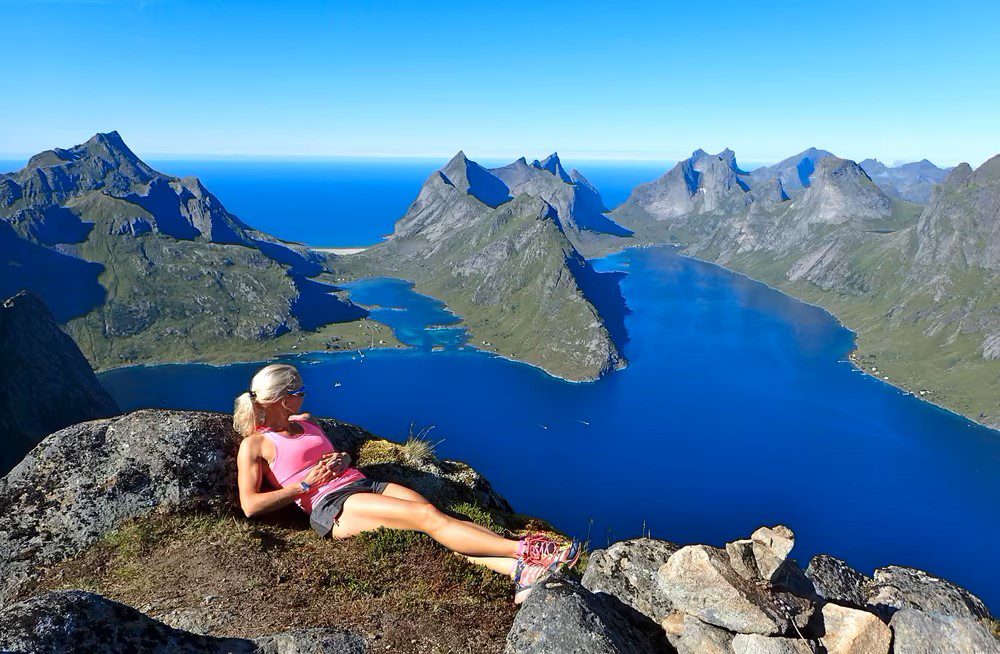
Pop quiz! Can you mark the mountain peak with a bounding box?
[440,151,510,208]
[533,153,571,183]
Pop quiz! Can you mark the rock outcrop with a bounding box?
[0,132,369,370]
[0,290,119,476]
[508,526,998,654]
[0,591,370,654]
[504,574,668,654]
[0,409,511,605]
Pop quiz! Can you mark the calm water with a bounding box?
[99,246,1000,608]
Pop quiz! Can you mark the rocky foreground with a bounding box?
[0,409,996,653]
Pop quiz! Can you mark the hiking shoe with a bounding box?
[518,534,583,571]
[512,558,553,605]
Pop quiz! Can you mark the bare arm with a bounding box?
[237,436,333,518]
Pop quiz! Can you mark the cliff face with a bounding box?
[608,148,999,429]
[0,132,369,370]
[335,152,628,382]
[0,290,119,476]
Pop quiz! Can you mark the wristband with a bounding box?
[299,480,311,493]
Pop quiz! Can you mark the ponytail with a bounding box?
[233,391,261,438]
[233,363,303,438]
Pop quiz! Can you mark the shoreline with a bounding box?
[600,242,1000,435]
[311,246,370,255]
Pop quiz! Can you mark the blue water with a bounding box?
[98,245,1000,609]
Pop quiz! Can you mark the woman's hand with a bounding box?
[300,453,335,488]
[326,451,351,477]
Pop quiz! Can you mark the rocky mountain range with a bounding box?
[860,158,953,203]
[0,132,374,370]
[605,148,999,429]
[332,151,629,381]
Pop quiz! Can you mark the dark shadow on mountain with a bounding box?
[120,178,201,240]
[290,275,368,331]
[253,239,324,277]
[797,158,817,188]
[573,183,634,236]
[464,163,511,208]
[567,256,631,353]
[24,206,94,245]
[0,221,106,322]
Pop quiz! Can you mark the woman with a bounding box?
[234,363,581,604]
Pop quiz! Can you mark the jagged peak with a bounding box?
[532,152,571,182]
[514,156,527,165]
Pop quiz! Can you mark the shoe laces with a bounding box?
[521,534,559,565]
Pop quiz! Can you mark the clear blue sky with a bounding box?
[1,0,997,166]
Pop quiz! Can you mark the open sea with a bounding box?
[6,156,994,607]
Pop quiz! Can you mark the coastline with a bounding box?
[599,242,1000,435]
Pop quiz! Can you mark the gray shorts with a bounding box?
[309,478,389,537]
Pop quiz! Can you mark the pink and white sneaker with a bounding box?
[517,534,583,571]
[512,558,554,604]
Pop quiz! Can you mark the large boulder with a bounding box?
[661,612,735,654]
[0,289,120,476]
[804,555,870,610]
[658,544,813,635]
[819,603,890,654]
[889,609,999,654]
[725,525,795,584]
[0,590,258,653]
[0,590,371,654]
[581,537,681,622]
[866,566,992,623]
[0,409,511,604]
[504,574,668,654]
[731,633,817,654]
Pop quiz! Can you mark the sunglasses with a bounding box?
[286,385,307,397]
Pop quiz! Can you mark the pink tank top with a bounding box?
[259,420,366,513]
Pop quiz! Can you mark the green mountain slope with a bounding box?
[0,132,391,370]
[331,153,627,381]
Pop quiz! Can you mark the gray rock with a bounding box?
[505,574,667,654]
[804,555,870,609]
[662,612,735,654]
[254,628,368,654]
[731,633,816,654]
[867,566,993,623]
[0,290,120,476]
[0,590,258,653]
[819,603,890,654]
[581,537,681,622]
[0,409,511,604]
[726,525,795,583]
[658,544,813,636]
[889,608,999,654]
[0,590,370,654]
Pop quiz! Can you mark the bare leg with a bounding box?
[330,493,519,558]
[464,555,517,577]
[381,483,511,538]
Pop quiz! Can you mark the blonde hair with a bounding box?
[233,363,303,438]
